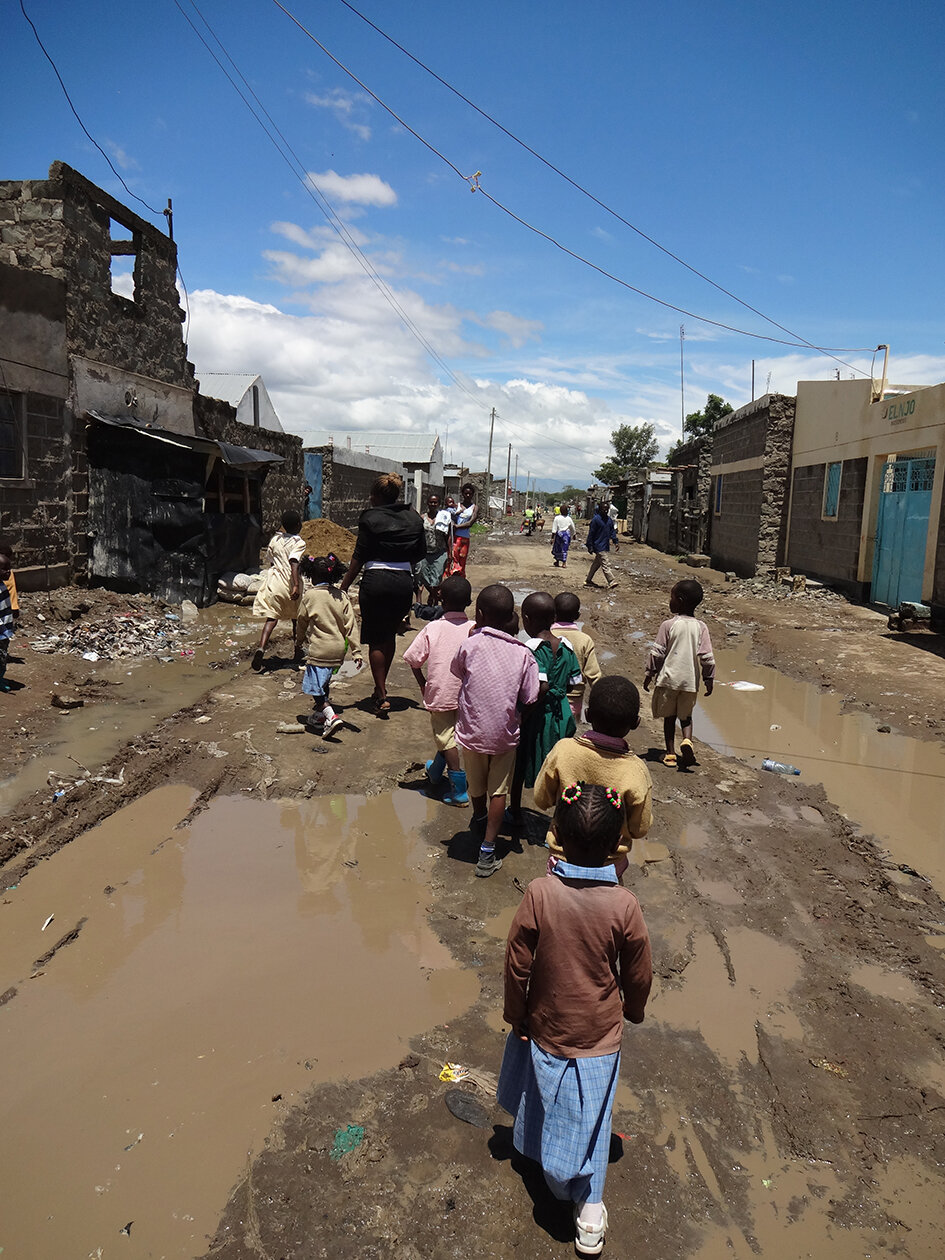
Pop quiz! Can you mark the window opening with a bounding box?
[714,474,723,515]
[823,462,842,517]
[109,217,137,299]
[0,392,24,479]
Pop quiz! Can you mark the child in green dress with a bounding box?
[509,592,582,824]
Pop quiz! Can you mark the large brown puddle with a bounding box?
[0,786,476,1258]
[697,645,945,894]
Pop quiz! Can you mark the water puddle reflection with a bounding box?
[697,645,945,894]
[0,786,476,1259]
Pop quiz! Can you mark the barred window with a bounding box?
[823,461,842,517]
[0,392,25,479]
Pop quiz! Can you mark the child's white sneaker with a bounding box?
[322,714,343,738]
[574,1203,607,1256]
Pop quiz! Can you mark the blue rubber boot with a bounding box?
[442,769,469,806]
[425,752,447,785]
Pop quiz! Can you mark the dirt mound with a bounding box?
[300,518,357,563]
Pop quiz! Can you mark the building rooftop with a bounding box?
[305,431,441,462]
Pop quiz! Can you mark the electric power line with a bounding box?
[273,0,873,376]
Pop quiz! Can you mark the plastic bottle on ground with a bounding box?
[762,758,801,775]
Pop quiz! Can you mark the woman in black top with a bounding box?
[340,472,425,714]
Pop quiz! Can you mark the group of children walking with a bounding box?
[404,571,714,1254]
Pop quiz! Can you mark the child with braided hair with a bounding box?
[498,783,652,1256]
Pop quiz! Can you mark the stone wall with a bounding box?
[788,458,869,599]
[0,162,193,388]
[0,392,84,590]
[195,394,305,536]
[709,394,795,577]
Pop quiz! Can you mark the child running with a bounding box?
[551,592,602,725]
[643,578,715,768]
[534,675,653,878]
[252,509,306,672]
[509,592,582,825]
[450,584,539,877]
[294,554,362,737]
[403,574,474,805]
[0,540,15,692]
[498,783,652,1256]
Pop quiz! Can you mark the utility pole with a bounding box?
[679,324,686,428]
[485,407,496,517]
[513,453,518,496]
[525,471,530,511]
[504,442,512,517]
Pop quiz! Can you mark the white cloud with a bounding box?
[104,140,139,171]
[304,88,372,140]
[480,310,543,348]
[306,170,397,207]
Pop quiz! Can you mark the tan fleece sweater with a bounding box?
[296,585,362,666]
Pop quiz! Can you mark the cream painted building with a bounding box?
[786,378,945,613]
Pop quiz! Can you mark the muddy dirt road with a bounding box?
[1,533,944,1259]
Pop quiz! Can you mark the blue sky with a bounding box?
[4,0,944,484]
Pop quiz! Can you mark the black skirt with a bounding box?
[359,568,414,646]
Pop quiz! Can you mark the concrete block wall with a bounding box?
[195,394,305,536]
[0,392,81,589]
[787,458,867,596]
[709,468,764,574]
[709,394,795,577]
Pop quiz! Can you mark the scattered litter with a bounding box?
[439,1063,470,1082]
[762,1177,773,1189]
[762,759,800,776]
[730,681,764,692]
[330,1124,364,1160]
[81,651,100,662]
[769,724,781,731]
[164,613,180,621]
[119,1221,134,1235]
[123,1133,144,1151]
[194,715,211,724]
[444,1089,491,1128]
[41,915,55,932]
[179,649,195,657]
[275,722,306,734]
[810,1058,848,1078]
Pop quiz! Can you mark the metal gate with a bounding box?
[871,456,934,606]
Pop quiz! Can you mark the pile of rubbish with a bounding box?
[30,607,200,662]
[217,571,263,606]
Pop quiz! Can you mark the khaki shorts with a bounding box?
[462,748,516,798]
[430,709,457,752]
[651,686,697,721]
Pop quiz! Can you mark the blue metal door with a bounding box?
[303,452,323,520]
[871,456,934,605]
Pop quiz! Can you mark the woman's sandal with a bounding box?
[373,693,391,715]
[662,752,677,767]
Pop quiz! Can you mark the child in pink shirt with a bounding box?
[450,584,540,877]
[403,575,474,804]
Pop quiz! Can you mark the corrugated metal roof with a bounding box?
[304,431,440,462]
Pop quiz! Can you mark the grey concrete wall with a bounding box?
[788,458,868,595]
[195,393,305,536]
[0,163,193,389]
[709,468,764,574]
[647,501,671,550]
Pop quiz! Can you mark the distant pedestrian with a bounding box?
[252,509,305,671]
[551,591,602,724]
[498,783,652,1257]
[447,483,478,578]
[551,503,576,568]
[643,579,715,768]
[403,574,474,804]
[584,502,619,589]
[339,473,426,715]
[508,592,581,825]
[295,554,362,738]
[450,584,540,877]
[415,493,453,606]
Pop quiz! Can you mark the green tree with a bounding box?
[593,422,659,484]
[683,393,733,440]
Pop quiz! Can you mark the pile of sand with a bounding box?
[300,518,357,563]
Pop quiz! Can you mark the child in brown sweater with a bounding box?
[498,783,652,1256]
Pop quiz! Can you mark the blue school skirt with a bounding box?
[497,1031,619,1203]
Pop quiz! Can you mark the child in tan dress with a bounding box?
[252,509,306,671]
